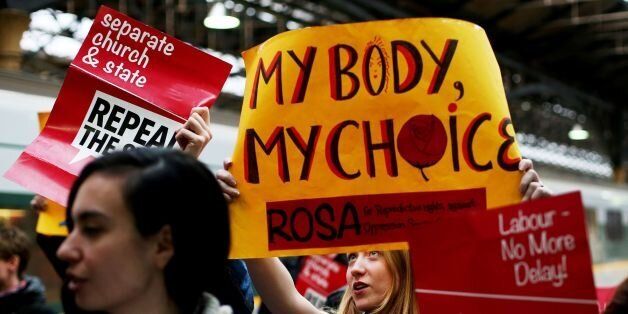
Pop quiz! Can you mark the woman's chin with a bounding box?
[75,294,105,312]
[354,300,377,312]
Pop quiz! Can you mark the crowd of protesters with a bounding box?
[5,105,613,314]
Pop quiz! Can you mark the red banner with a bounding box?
[4,6,231,206]
[295,255,347,308]
[267,188,486,251]
[409,192,597,314]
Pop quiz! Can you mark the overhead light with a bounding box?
[204,2,240,29]
[286,20,302,30]
[257,11,277,23]
[568,124,589,141]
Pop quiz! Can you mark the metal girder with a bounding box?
[528,1,621,38]
[513,4,572,37]
[518,0,599,10]
[320,0,376,21]
[591,46,628,57]
[544,8,628,28]
[590,20,628,32]
[281,0,351,23]
[485,1,522,26]
[565,10,628,26]
[598,59,628,76]
[498,55,615,111]
[348,0,412,18]
[229,0,317,26]
[396,0,433,16]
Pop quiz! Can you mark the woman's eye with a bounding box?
[368,251,380,257]
[80,225,103,237]
[347,253,357,262]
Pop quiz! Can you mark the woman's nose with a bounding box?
[57,233,81,263]
[350,259,366,277]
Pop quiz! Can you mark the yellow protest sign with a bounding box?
[229,18,522,258]
[35,112,69,236]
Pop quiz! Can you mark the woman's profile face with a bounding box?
[56,173,161,311]
[346,251,393,312]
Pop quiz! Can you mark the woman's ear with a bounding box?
[154,225,174,269]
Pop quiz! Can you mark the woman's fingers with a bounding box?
[531,185,552,200]
[175,128,204,155]
[519,168,540,195]
[177,107,211,158]
[216,168,240,202]
[518,158,533,172]
[223,158,233,170]
[519,158,539,194]
[190,110,212,140]
[219,180,240,199]
[519,158,552,200]
[30,195,47,212]
[216,168,237,187]
[522,181,542,201]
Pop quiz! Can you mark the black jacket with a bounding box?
[0,276,55,314]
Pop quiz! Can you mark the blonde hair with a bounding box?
[335,250,418,314]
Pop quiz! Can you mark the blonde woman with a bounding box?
[218,159,551,314]
[246,250,417,314]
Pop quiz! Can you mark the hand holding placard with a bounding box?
[229,18,524,258]
[4,6,231,206]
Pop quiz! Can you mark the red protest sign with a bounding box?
[266,188,486,252]
[409,192,597,314]
[4,6,231,206]
[295,255,347,308]
[72,6,231,118]
[597,286,617,312]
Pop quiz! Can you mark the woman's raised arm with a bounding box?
[245,257,323,314]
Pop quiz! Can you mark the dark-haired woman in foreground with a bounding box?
[57,148,233,314]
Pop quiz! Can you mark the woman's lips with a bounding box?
[67,274,86,291]
[352,281,369,296]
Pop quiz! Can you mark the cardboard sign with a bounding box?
[5,6,231,207]
[410,192,598,314]
[229,18,522,258]
[295,255,348,308]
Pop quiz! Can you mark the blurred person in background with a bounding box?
[0,219,55,314]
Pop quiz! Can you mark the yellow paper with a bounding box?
[230,18,522,258]
[35,111,69,236]
[35,199,68,236]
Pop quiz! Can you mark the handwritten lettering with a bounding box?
[499,210,557,236]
